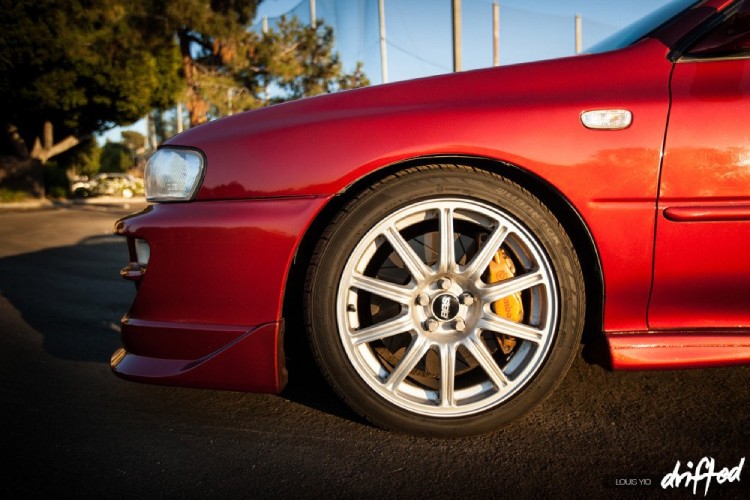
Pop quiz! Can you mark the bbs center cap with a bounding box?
[432,294,460,321]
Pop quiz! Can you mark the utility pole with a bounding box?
[575,14,582,54]
[262,16,270,104]
[492,2,499,66]
[146,113,157,150]
[452,0,462,72]
[378,0,388,83]
[176,102,183,133]
[310,0,316,29]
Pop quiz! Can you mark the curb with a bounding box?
[0,196,147,212]
[0,199,54,211]
[71,196,147,207]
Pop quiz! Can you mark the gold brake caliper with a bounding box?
[488,248,523,355]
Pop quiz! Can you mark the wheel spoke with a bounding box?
[438,207,456,273]
[384,226,432,283]
[385,336,430,391]
[350,273,414,304]
[439,343,457,407]
[478,311,545,343]
[463,225,510,281]
[479,270,545,303]
[350,313,414,345]
[463,334,509,389]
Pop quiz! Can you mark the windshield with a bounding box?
[586,0,701,54]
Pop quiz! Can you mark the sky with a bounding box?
[253,0,676,82]
[100,0,675,144]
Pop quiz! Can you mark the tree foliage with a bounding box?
[100,142,132,173]
[0,0,370,184]
[255,17,370,102]
[153,3,370,125]
[143,0,262,126]
[0,0,181,162]
[56,138,102,178]
[121,131,147,155]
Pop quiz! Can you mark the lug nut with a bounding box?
[454,317,466,332]
[438,277,452,290]
[416,293,430,306]
[424,319,439,332]
[459,293,474,306]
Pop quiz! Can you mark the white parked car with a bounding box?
[71,173,144,198]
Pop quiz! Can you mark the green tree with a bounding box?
[153,0,263,126]
[0,0,180,198]
[0,0,181,162]
[1,0,369,198]
[121,131,147,155]
[149,2,369,125]
[100,143,132,173]
[253,17,370,103]
[57,138,102,178]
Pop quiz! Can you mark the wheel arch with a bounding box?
[282,155,604,363]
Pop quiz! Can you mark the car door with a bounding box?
[649,0,750,329]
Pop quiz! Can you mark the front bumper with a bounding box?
[112,196,328,393]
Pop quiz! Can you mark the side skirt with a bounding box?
[606,331,750,370]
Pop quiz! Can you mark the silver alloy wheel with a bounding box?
[336,198,558,417]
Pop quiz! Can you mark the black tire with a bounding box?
[305,165,585,437]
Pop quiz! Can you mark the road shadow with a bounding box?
[0,235,131,363]
[280,328,368,426]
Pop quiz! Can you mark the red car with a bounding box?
[114,0,750,436]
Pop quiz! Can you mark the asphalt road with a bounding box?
[1,204,748,498]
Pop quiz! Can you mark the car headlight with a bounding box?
[145,148,205,202]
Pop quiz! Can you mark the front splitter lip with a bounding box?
[111,321,287,393]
